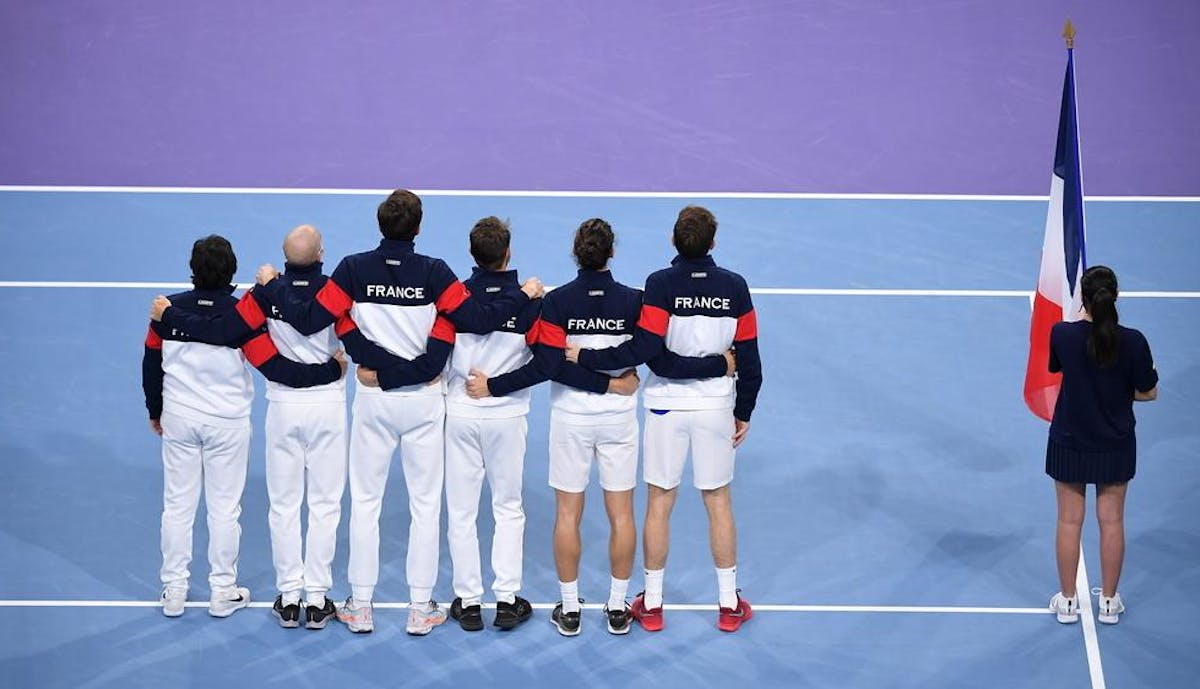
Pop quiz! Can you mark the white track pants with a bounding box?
[347,392,445,602]
[445,415,528,604]
[265,400,347,601]
[159,411,251,594]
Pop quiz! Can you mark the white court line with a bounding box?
[0,185,1198,202]
[1,281,1198,299]
[0,599,1051,614]
[1077,544,1107,689]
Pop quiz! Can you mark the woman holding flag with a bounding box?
[1045,266,1158,626]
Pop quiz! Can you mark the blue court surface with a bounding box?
[0,190,1197,688]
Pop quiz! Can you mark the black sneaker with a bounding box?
[272,595,301,629]
[494,596,533,630]
[604,601,632,635]
[450,597,484,632]
[550,601,582,637]
[304,598,336,630]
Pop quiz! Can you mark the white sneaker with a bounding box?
[161,587,186,618]
[209,586,251,618]
[406,601,448,636]
[1049,592,1079,624]
[1095,589,1125,625]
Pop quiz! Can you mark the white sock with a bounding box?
[494,592,515,605]
[716,566,738,609]
[560,580,580,614]
[644,569,665,609]
[410,587,432,607]
[608,577,629,610]
[307,592,326,608]
[281,591,301,606]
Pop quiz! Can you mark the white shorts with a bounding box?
[643,408,736,490]
[548,414,638,493]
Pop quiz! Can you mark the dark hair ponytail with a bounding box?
[1081,265,1119,368]
[573,218,614,270]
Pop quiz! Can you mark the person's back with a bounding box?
[544,271,642,422]
[154,286,254,425]
[640,259,750,414]
[445,267,539,417]
[1050,321,1156,451]
[1044,265,1157,629]
[262,261,344,402]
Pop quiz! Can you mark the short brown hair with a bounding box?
[469,216,511,270]
[672,205,717,259]
[377,189,423,241]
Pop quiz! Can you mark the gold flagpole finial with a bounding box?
[1062,19,1076,49]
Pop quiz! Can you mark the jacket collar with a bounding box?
[670,254,716,268]
[377,239,416,255]
[284,260,323,277]
[470,266,520,286]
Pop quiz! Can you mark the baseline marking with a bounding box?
[0,599,1052,614]
[0,185,1198,202]
[1077,544,1107,689]
[0,282,1198,299]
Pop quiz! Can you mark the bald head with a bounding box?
[283,224,323,266]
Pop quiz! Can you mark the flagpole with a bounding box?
[1063,19,1086,270]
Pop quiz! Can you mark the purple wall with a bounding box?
[1,1,1196,194]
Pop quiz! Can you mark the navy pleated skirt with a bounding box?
[1045,436,1135,485]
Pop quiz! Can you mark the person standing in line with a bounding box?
[1046,265,1157,625]
[472,218,732,636]
[567,206,763,633]
[252,190,542,635]
[143,235,346,619]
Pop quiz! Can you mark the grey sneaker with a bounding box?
[209,586,251,618]
[161,587,186,618]
[336,597,374,633]
[406,601,448,636]
[1049,592,1079,624]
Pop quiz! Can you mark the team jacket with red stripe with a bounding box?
[256,239,529,396]
[577,255,763,421]
[159,262,437,401]
[487,269,729,423]
[142,286,343,427]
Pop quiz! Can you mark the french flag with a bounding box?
[1024,47,1087,421]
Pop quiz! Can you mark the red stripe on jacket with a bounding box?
[435,281,471,313]
[536,319,567,348]
[431,315,456,344]
[241,332,279,368]
[636,304,669,337]
[315,280,354,318]
[734,309,758,341]
[235,291,268,329]
[145,325,163,349]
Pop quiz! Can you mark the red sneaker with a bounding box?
[630,592,664,632]
[717,594,752,632]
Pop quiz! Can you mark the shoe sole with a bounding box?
[607,621,631,635]
[162,607,185,618]
[494,613,531,631]
[718,607,753,632]
[209,603,249,618]
[550,617,581,637]
[1097,613,1121,625]
[407,615,447,636]
[305,618,331,630]
[272,609,301,628]
[1055,612,1080,624]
